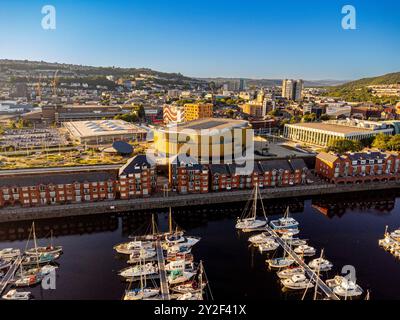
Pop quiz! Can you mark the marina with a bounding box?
[0,191,400,299]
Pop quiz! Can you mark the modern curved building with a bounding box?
[153,118,252,163]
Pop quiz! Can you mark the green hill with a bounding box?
[326,72,400,105]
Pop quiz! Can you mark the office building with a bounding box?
[282,79,304,101]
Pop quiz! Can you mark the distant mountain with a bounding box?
[198,77,348,88]
[331,72,400,89]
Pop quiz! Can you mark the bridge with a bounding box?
[264,225,340,300]
[155,241,170,300]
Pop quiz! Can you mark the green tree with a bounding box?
[327,139,362,154]
[372,133,390,150]
[388,135,400,151]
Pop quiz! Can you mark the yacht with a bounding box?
[165,260,194,273]
[266,257,295,269]
[277,266,304,279]
[390,229,400,241]
[2,289,32,300]
[168,270,196,285]
[276,228,300,236]
[333,278,363,298]
[170,281,207,294]
[308,258,333,272]
[258,241,279,253]
[113,241,154,255]
[248,233,272,245]
[294,245,316,256]
[236,185,267,231]
[167,244,192,255]
[123,288,160,301]
[127,250,157,264]
[281,274,314,290]
[119,263,159,279]
[0,248,21,260]
[176,292,203,300]
[163,237,200,250]
[270,207,299,230]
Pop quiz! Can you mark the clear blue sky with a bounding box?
[0,0,399,80]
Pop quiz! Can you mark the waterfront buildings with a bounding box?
[284,119,394,147]
[316,150,400,184]
[171,155,209,194]
[64,120,147,145]
[153,118,251,163]
[118,155,157,198]
[0,170,118,208]
[282,79,304,101]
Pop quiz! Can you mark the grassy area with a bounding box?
[0,149,128,169]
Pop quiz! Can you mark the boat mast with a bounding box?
[253,184,258,219]
[151,214,156,236]
[32,222,40,269]
[169,207,173,234]
[199,261,203,299]
[313,249,323,301]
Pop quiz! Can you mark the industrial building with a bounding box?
[64,120,147,145]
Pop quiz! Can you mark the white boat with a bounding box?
[13,274,43,287]
[0,248,20,260]
[114,241,154,255]
[281,274,314,290]
[165,260,194,272]
[163,237,200,250]
[123,288,160,300]
[128,250,156,264]
[270,207,299,230]
[0,258,12,270]
[170,281,207,294]
[236,184,267,231]
[308,258,333,272]
[294,245,316,256]
[119,263,159,278]
[277,266,305,279]
[167,244,192,255]
[276,228,300,236]
[2,289,32,300]
[168,270,196,285]
[390,229,400,240]
[333,278,363,298]
[258,241,279,253]
[266,257,295,269]
[25,246,63,256]
[177,292,203,300]
[248,233,272,245]
[378,236,395,250]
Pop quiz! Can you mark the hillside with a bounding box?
[326,72,400,105]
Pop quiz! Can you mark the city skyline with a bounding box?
[0,0,399,80]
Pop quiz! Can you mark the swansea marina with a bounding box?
[1,190,400,299]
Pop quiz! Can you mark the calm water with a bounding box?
[1,191,400,300]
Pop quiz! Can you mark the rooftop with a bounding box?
[64,120,147,138]
[285,122,391,135]
[164,118,249,133]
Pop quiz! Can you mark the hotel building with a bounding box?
[284,120,394,147]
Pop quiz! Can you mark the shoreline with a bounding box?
[0,182,399,223]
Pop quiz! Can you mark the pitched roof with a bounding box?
[316,152,339,164]
[0,171,117,188]
[288,158,308,171]
[119,155,154,175]
[208,164,229,175]
[259,160,292,172]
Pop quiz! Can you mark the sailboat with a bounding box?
[123,246,160,300]
[308,256,333,272]
[270,207,299,230]
[25,230,62,256]
[236,184,267,231]
[119,262,159,279]
[170,261,207,295]
[21,222,59,267]
[266,244,295,269]
[281,274,314,290]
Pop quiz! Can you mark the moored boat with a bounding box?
[168,270,196,285]
[270,207,299,230]
[236,184,267,231]
[2,289,32,300]
[123,288,160,300]
[176,292,203,300]
[21,253,60,267]
[294,245,316,256]
[25,246,63,256]
[119,263,159,278]
[308,258,333,272]
[281,274,314,290]
[0,248,20,260]
[266,257,295,269]
[114,241,155,255]
[277,266,304,279]
[0,258,12,270]
[258,241,279,253]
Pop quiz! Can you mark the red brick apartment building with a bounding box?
[119,155,157,198]
[0,171,118,208]
[171,155,209,194]
[316,151,400,184]
[209,159,308,191]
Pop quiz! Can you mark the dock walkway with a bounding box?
[155,241,170,300]
[265,226,340,300]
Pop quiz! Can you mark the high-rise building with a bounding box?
[282,79,304,101]
[239,79,246,91]
[184,103,213,122]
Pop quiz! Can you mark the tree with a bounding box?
[388,135,400,151]
[320,114,330,121]
[327,139,362,154]
[372,133,390,150]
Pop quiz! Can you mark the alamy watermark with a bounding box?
[41,5,56,30]
[341,5,356,30]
